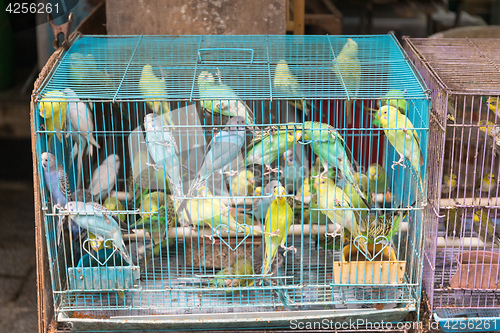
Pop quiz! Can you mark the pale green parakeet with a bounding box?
[303,121,370,209]
[343,176,371,219]
[377,105,424,191]
[273,59,311,116]
[210,256,255,292]
[332,38,361,126]
[262,185,294,276]
[139,65,172,123]
[368,163,388,194]
[361,210,408,244]
[197,71,254,124]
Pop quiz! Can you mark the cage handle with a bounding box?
[197,48,255,64]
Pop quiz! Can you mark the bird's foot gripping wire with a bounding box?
[281,244,297,256]
[326,223,343,238]
[269,229,280,237]
[263,164,282,176]
[391,155,406,170]
[222,169,238,177]
[147,162,163,172]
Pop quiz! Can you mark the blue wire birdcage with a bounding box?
[405,37,500,332]
[33,33,429,331]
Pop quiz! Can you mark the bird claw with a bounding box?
[281,244,297,256]
[269,229,280,237]
[223,170,238,177]
[263,165,282,176]
[391,156,406,170]
[147,162,163,171]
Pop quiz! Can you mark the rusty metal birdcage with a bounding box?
[405,37,500,332]
[32,33,430,331]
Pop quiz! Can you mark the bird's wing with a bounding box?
[58,167,72,198]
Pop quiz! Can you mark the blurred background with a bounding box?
[0,0,499,331]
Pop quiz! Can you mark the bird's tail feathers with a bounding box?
[262,242,277,276]
[114,232,133,265]
[352,182,371,210]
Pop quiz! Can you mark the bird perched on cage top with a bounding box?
[473,209,500,246]
[41,152,72,245]
[332,38,361,126]
[273,59,311,117]
[39,90,67,142]
[177,117,248,218]
[441,173,458,196]
[302,121,370,209]
[64,201,132,265]
[90,154,121,201]
[377,105,424,191]
[262,185,295,277]
[478,120,500,157]
[245,126,302,175]
[313,176,370,259]
[139,65,172,124]
[477,173,499,194]
[144,113,182,198]
[197,71,254,125]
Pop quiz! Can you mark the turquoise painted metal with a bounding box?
[33,33,430,331]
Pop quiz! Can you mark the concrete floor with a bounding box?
[0,181,38,332]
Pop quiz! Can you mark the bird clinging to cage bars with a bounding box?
[476,173,499,195]
[139,65,172,124]
[273,59,311,117]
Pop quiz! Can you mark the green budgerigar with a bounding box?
[197,71,254,124]
[303,121,370,209]
[343,174,371,219]
[332,38,361,126]
[262,185,294,276]
[273,59,311,116]
[368,163,388,194]
[139,65,172,123]
[377,105,424,191]
[314,176,370,258]
[210,256,255,292]
[361,210,408,244]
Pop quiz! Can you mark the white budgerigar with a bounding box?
[90,154,121,200]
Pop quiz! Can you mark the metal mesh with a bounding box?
[405,37,500,315]
[33,34,429,330]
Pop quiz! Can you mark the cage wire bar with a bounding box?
[33,33,429,331]
[404,37,500,332]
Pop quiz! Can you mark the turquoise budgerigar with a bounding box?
[65,201,132,265]
[144,113,183,198]
[89,154,120,201]
[273,59,311,116]
[139,65,172,123]
[262,185,294,277]
[177,117,248,217]
[303,121,370,209]
[197,71,254,125]
[377,105,424,191]
[332,38,361,126]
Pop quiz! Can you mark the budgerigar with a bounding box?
[68,53,115,96]
[485,96,500,117]
[139,191,166,218]
[39,90,67,142]
[314,176,370,258]
[144,113,182,197]
[441,173,458,196]
[273,59,311,116]
[361,210,407,244]
[181,186,261,242]
[250,180,281,222]
[63,88,100,158]
[177,117,247,216]
[90,154,120,201]
[139,65,172,123]
[343,175,371,219]
[479,120,500,157]
[368,163,388,194]
[245,126,301,175]
[473,209,500,246]
[65,201,132,265]
[282,149,302,194]
[477,173,499,195]
[295,177,313,205]
[371,90,408,128]
[377,105,424,191]
[231,170,254,198]
[197,71,254,124]
[262,185,294,276]
[332,38,361,126]
[103,196,126,223]
[303,121,370,209]
[41,152,72,245]
[210,255,255,291]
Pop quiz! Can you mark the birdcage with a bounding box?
[404,37,500,332]
[32,33,429,331]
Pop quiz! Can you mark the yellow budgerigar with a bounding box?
[262,185,294,276]
[377,105,424,191]
[273,59,311,116]
[231,170,254,197]
[139,64,172,123]
[332,38,361,126]
[39,90,67,141]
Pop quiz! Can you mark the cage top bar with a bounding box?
[35,34,429,102]
[406,38,500,95]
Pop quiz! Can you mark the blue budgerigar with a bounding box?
[65,201,132,265]
[144,113,183,197]
[177,116,248,217]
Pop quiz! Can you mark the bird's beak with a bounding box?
[295,132,303,142]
